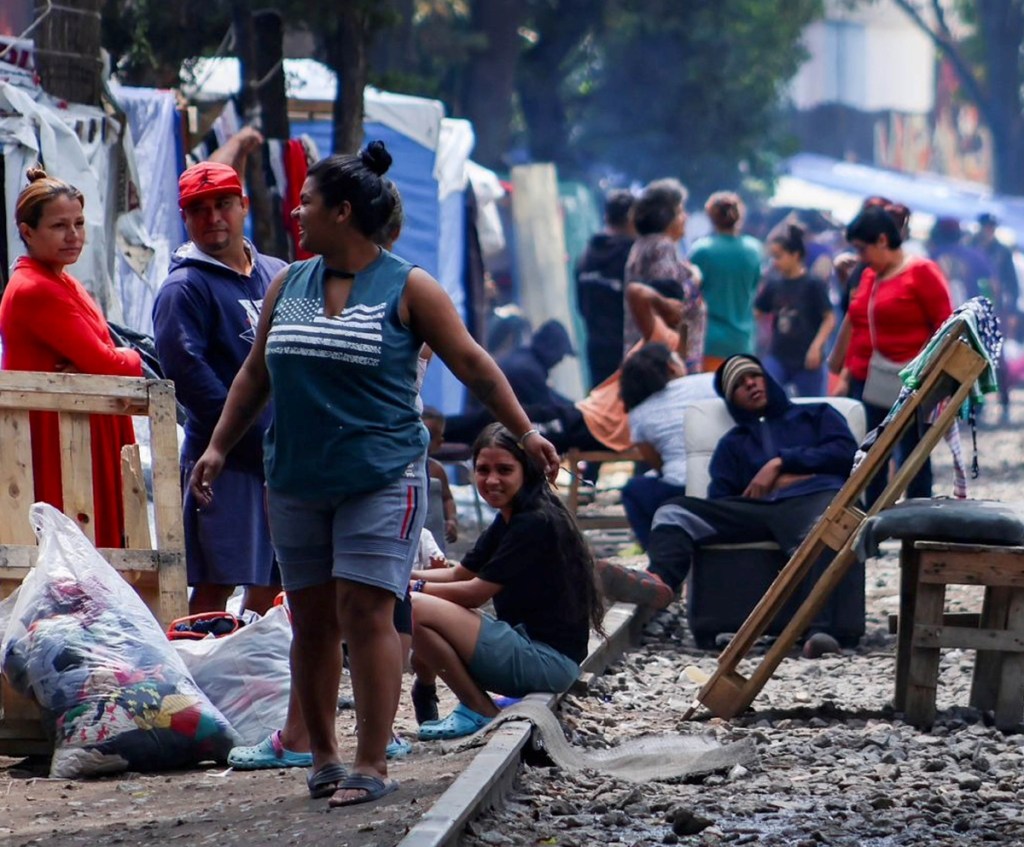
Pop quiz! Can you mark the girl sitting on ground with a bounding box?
[407,423,605,740]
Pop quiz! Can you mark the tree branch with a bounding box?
[892,0,995,126]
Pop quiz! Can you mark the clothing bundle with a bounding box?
[1,504,237,778]
[851,296,1004,496]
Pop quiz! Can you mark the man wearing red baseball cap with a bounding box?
[153,152,288,617]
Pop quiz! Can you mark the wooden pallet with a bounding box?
[690,321,988,720]
[0,372,187,756]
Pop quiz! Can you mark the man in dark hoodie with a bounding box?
[153,161,287,615]
[599,354,856,612]
[498,318,577,408]
[576,190,635,386]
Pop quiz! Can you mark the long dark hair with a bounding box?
[472,424,605,634]
[620,343,673,411]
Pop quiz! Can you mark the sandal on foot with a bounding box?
[418,703,493,741]
[306,762,348,799]
[327,773,399,808]
[227,730,313,770]
[386,735,412,759]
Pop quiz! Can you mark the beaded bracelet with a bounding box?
[411,578,426,593]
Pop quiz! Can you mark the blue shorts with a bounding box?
[468,615,580,697]
[182,463,279,587]
[267,457,427,599]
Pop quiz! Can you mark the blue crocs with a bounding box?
[418,704,493,741]
[227,730,313,770]
[386,735,412,759]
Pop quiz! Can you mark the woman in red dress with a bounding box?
[0,168,142,547]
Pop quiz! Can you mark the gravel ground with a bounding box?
[463,406,1024,847]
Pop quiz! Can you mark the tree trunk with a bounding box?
[977,0,1024,194]
[32,0,104,105]
[232,1,287,258]
[254,10,290,140]
[371,0,415,80]
[462,0,528,168]
[324,6,370,154]
[517,0,595,172]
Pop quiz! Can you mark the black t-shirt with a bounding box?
[755,273,832,370]
[461,507,589,664]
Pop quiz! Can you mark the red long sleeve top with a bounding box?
[0,256,143,547]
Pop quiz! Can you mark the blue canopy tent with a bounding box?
[780,153,1024,242]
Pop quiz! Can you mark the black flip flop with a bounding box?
[327,773,399,808]
[306,762,348,799]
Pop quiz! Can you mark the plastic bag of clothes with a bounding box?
[0,503,238,778]
[172,605,292,746]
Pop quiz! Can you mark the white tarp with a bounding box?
[183,58,444,154]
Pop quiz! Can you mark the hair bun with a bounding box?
[360,140,392,177]
[25,166,49,183]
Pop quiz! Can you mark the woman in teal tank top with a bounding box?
[187,142,559,807]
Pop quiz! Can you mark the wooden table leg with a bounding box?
[971,586,1012,712]
[994,588,1024,730]
[894,541,920,712]
[904,582,946,729]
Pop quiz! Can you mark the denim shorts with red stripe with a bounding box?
[266,456,427,599]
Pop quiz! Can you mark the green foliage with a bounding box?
[572,0,822,195]
[101,0,232,86]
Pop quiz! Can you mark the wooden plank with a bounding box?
[904,582,947,728]
[994,589,1024,729]
[971,586,1011,711]
[0,409,36,550]
[0,392,149,415]
[147,381,187,625]
[58,412,95,544]
[894,541,920,711]
[919,552,1024,587]
[820,505,865,551]
[0,545,167,574]
[913,625,1024,652]
[0,371,152,400]
[915,541,1024,555]
[120,444,152,550]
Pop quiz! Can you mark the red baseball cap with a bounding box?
[178,162,244,207]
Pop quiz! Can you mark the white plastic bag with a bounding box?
[0,503,238,778]
[172,605,292,746]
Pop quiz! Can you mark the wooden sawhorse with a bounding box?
[690,321,989,720]
[897,540,1024,730]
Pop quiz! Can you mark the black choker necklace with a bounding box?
[323,267,355,280]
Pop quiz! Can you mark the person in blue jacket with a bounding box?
[153,159,286,615]
[599,354,856,612]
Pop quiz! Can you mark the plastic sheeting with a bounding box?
[108,83,183,334]
[0,81,121,320]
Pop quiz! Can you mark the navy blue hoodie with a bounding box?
[707,356,856,501]
[153,241,286,472]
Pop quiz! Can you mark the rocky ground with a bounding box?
[462,403,1024,847]
[3,398,1023,846]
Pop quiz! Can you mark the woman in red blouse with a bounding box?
[0,168,142,547]
[842,204,952,504]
